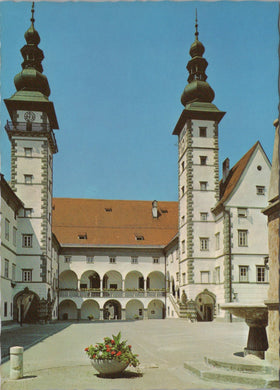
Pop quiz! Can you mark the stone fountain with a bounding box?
[221,303,268,359]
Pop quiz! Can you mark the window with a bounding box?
[182,273,186,284]
[176,272,179,282]
[200,212,208,221]
[48,237,51,251]
[135,235,144,241]
[215,233,220,250]
[5,219,10,240]
[24,175,32,184]
[181,161,185,172]
[4,302,7,317]
[105,208,112,212]
[215,267,220,284]
[13,227,17,246]
[181,216,185,225]
[153,258,159,264]
[256,266,267,283]
[239,266,249,282]
[181,186,185,196]
[48,270,51,284]
[201,271,210,283]
[24,147,32,157]
[176,249,179,259]
[200,238,209,251]
[256,186,265,195]
[109,257,116,264]
[22,234,33,248]
[86,257,94,263]
[4,259,9,278]
[200,181,207,191]
[64,256,71,263]
[199,127,207,137]
[200,156,207,165]
[22,269,32,282]
[78,234,87,240]
[139,309,143,316]
[181,240,185,254]
[131,257,138,264]
[12,264,16,281]
[24,208,32,217]
[238,208,247,218]
[238,230,248,247]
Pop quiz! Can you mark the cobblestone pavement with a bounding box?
[0,319,268,390]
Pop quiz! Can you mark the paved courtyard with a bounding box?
[0,319,272,390]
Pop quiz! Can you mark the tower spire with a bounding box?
[195,9,199,41]
[31,2,35,25]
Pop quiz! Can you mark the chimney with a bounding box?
[222,158,230,183]
[152,200,158,218]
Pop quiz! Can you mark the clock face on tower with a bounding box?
[24,111,36,122]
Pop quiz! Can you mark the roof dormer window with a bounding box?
[135,235,144,241]
[78,233,87,240]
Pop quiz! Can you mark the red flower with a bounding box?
[106,348,111,352]
[111,351,116,355]
[93,354,96,358]
[84,348,89,352]
[105,344,110,348]
[128,345,131,349]
[116,351,122,356]
[111,340,115,344]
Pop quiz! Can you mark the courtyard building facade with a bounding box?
[1,5,271,324]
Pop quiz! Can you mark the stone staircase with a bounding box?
[184,356,279,388]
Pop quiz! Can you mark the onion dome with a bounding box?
[13,3,50,97]
[181,12,215,107]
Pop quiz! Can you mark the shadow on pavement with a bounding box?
[95,370,143,379]
[1,322,72,363]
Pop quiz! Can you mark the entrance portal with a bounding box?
[195,290,215,322]
[103,300,121,320]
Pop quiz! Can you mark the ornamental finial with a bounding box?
[31,2,35,25]
[195,9,199,41]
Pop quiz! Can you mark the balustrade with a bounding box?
[59,289,166,298]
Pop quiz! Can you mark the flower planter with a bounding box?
[90,359,129,375]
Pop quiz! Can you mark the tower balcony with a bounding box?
[5,121,58,153]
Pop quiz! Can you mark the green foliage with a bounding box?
[84,332,140,367]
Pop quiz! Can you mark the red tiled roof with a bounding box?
[215,142,260,211]
[52,198,178,246]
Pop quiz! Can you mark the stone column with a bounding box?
[77,279,81,290]
[121,308,126,320]
[77,308,81,322]
[122,279,125,297]
[10,346,23,379]
[99,308,103,320]
[143,308,148,320]
[144,279,147,297]
[100,279,103,298]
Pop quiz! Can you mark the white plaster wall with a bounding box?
[81,300,100,319]
[126,299,144,320]
[147,300,164,319]
[59,300,77,320]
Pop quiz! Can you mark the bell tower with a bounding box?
[173,13,225,299]
[4,3,59,305]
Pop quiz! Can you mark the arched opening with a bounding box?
[59,300,77,320]
[103,271,122,290]
[103,300,121,320]
[126,299,144,320]
[125,271,144,290]
[13,288,40,323]
[147,299,165,319]
[59,270,78,290]
[195,290,216,322]
[147,271,165,290]
[80,271,100,289]
[81,300,100,320]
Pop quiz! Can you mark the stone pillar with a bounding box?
[100,279,103,297]
[10,346,23,380]
[143,308,148,320]
[77,308,81,322]
[121,308,126,320]
[122,279,125,297]
[77,279,81,290]
[99,308,103,320]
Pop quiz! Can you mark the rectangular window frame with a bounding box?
[181,240,186,254]
[200,237,209,251]
[200,212,208,221]
[22,234,33,248]
[256,266,267,283]
[109,257,116,264]
[153,258,159,264]
[215,232,220,250]
[64,256,71,264]
[256,186,265,195]
[5,219,10,240]
[239,266,249,282]
[238,230,248,247]
[86,256,94,264]
[24,147,32,157]
[200,156,207,165]
[4,259,9,278]
[238,208,247,218]
[199,127,207,137]
[131,257,138,264]
[22,269,32,282]
[24,174,33,185]
[13,227,17,246]
[200,271,210,284]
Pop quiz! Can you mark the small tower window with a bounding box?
[78,233,87,240]
[200,181,208,191]
[24,175,33,184]
[199,127,207,137]
[135,235,144,241]
[24,148,32,157]
[200,156,207,165]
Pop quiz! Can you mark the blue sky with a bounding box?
[0,1,278,201]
